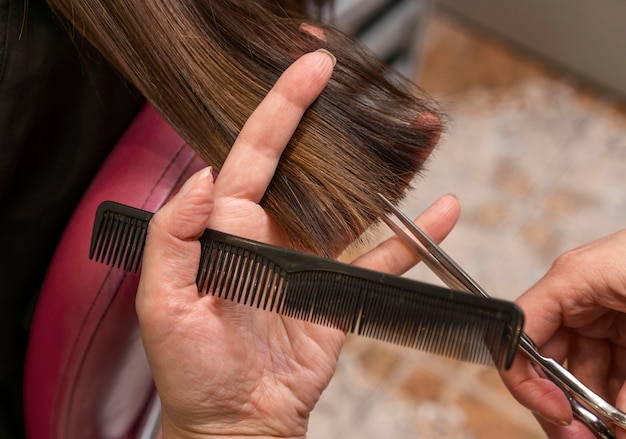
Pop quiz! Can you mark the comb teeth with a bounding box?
[196,230,519,368]
[90,202,153,273]
[89,201,524,369]
[197,238,288,312]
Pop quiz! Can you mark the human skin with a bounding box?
[135,51,461,439]
[502,230,626,439]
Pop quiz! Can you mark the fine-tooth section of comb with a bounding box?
[195,229,523,369]
[90,201,524,369]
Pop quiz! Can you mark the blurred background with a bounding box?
[312,1,626,438]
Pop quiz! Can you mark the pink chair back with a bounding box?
[24,104,206,438]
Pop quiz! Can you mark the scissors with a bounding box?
[379,193,624,439]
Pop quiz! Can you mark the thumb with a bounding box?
[156,166,216,242]
[137,166,215,315]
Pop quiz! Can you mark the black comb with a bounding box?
[90,201,524,369]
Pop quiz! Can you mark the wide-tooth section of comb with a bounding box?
[196,229,524,369]
[90,202,154,273]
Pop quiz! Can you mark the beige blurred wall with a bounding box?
[436,0,626,100]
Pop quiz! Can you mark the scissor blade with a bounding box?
[380,216,468,292]
[378,194,489,299]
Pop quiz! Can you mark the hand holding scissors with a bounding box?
[380,194,626,439]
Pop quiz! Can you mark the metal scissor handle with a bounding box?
[379,193,623,438]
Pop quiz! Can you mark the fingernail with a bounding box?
[177,166,213,198]
[198,166,213,181]
[316,48,337,67]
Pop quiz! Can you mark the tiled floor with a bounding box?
[309,11,626,439]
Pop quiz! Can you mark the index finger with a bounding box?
[215,50,336,202]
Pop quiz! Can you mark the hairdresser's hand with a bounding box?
[136,51,461,439]
[501,230,626,439]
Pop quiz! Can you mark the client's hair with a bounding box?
[47,0,442,257]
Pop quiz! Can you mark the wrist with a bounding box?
[161,413,306,439]
[163,430,306,439]
[165,436,305,439]
[164,434,305,439]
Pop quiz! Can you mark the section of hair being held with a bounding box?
[48,0,443,257]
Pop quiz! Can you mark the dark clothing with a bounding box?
[0,0,143,437]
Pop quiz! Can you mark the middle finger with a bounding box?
[215,50,335,203]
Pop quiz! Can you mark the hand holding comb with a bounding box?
[90,200,523,369]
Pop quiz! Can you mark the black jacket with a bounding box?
[0,1,143,437]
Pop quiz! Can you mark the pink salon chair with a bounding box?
[23,104,206,439]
